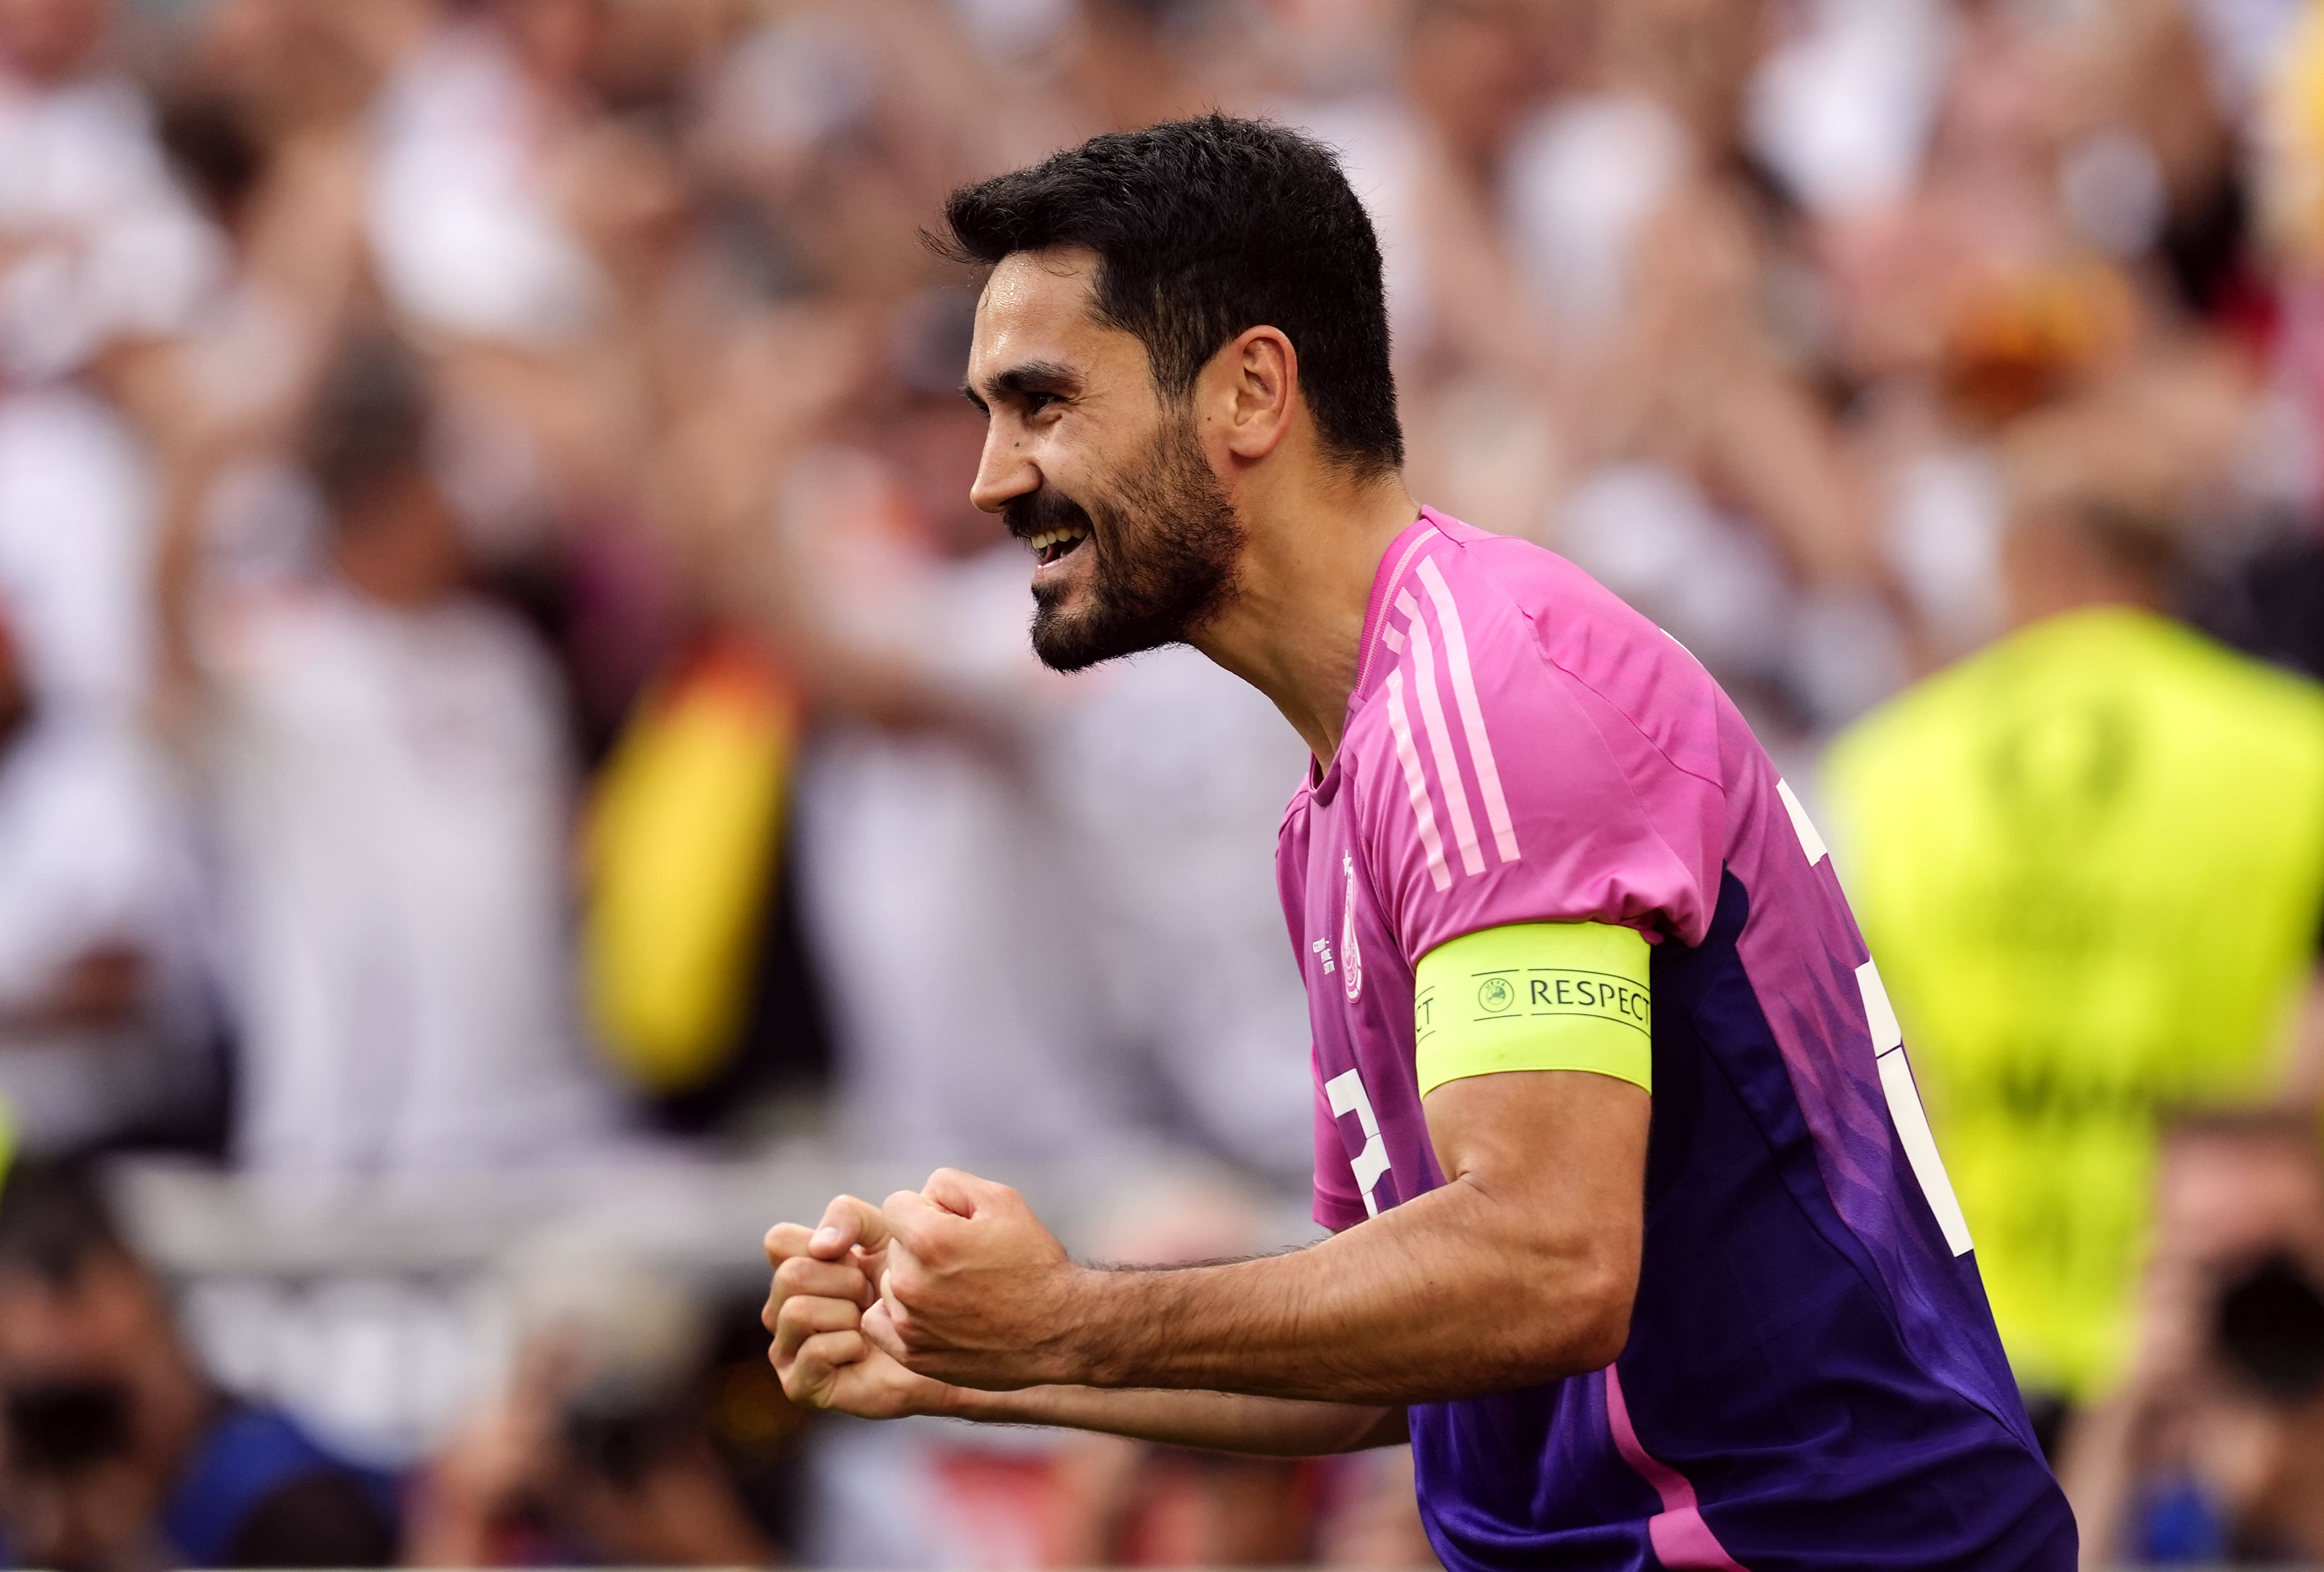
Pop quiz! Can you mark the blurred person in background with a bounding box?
[154,329,613,1176]
[0,0,222,1156]
[0,586,205,1156]
[1813,0,2269,676]
[1822,432,2324,1459]
[0,1161,394,1569]
[1292,0,1900,735]
[408,1236,777,1566]
[0,0,222,717]
[365,0,615,356]
[1517,0,1901,728]
[2058,1113,2324,1564]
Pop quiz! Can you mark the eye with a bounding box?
[1023,391,1062,415]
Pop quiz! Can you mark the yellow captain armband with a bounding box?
[1414,922,1653,1098]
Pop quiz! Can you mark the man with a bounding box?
[764,116,2075,1568]
[1822,452,2324,1442]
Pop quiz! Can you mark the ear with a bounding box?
[1209,326,1299,462]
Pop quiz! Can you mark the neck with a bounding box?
[2001,528,2168,633]
[1191,470,1420,769]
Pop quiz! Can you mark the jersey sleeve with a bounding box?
[1362,590,1723,968]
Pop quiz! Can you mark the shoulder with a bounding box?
[1345,513,1728,952]
[2149,617,2324,731]
[1409,514,1726,787]
[433,594,568,698]
[166,1405,383,1566]
[1833,609,2324,790]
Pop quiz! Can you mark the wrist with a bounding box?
[935,1383,1011,1423]
[1053,1264,1136,1388]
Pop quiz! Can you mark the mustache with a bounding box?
[1001,486,1095,542]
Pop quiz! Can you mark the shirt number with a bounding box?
[1324,1068,1392,1218]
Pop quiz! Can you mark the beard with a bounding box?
[1005,415,1247,673]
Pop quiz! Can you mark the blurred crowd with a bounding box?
[3,0,2324,1563]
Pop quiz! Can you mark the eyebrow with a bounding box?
[962,359,1081,413]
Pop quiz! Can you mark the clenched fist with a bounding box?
[762,1194,953,1419]
[859,1168,1097,1391]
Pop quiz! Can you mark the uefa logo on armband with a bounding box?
[1340,853,1363,1003]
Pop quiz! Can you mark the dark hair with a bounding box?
[0,1162,132,1290]
[940,114,1403,477]
[300,329,435,516]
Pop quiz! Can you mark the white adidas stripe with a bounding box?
[1384,669,1453,892]
[1398,589,1486,877]
[1856,959,1973,1258]
[1417,558,1520,864]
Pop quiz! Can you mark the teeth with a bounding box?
[1026,526,1090,557]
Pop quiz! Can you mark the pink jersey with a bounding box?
[1277,510,2070,1570]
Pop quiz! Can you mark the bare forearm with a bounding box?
[864,1075,1646,1408]
[1058,1177,1633,1404]
[943,1384,1404,1456]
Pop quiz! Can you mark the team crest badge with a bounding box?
[1341,853,1363,1003]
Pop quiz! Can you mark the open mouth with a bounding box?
[1026,524,1090,567]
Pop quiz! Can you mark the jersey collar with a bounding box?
[1352,509,1447,708]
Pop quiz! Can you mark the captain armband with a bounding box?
[1413,922,1653,1098]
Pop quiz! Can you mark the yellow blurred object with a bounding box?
[583,634,801,1094]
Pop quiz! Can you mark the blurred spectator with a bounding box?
[0,0,221,393]
[158,331,612,1175]
[0,0,237,1162]
[365,0,609,352]
[0,594,207,1154]
[407,1236,777,1565]
[1822,452,2324,1445]
[0,1159,394,1569]
[0,0,221,716]
[2058,1113,2324,1562]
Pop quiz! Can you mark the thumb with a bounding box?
[810,1194,893,1261]
[863,1296,907,1360]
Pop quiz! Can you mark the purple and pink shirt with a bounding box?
[1280,511,2074,1570]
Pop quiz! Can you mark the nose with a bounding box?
[968,418,1040,516]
